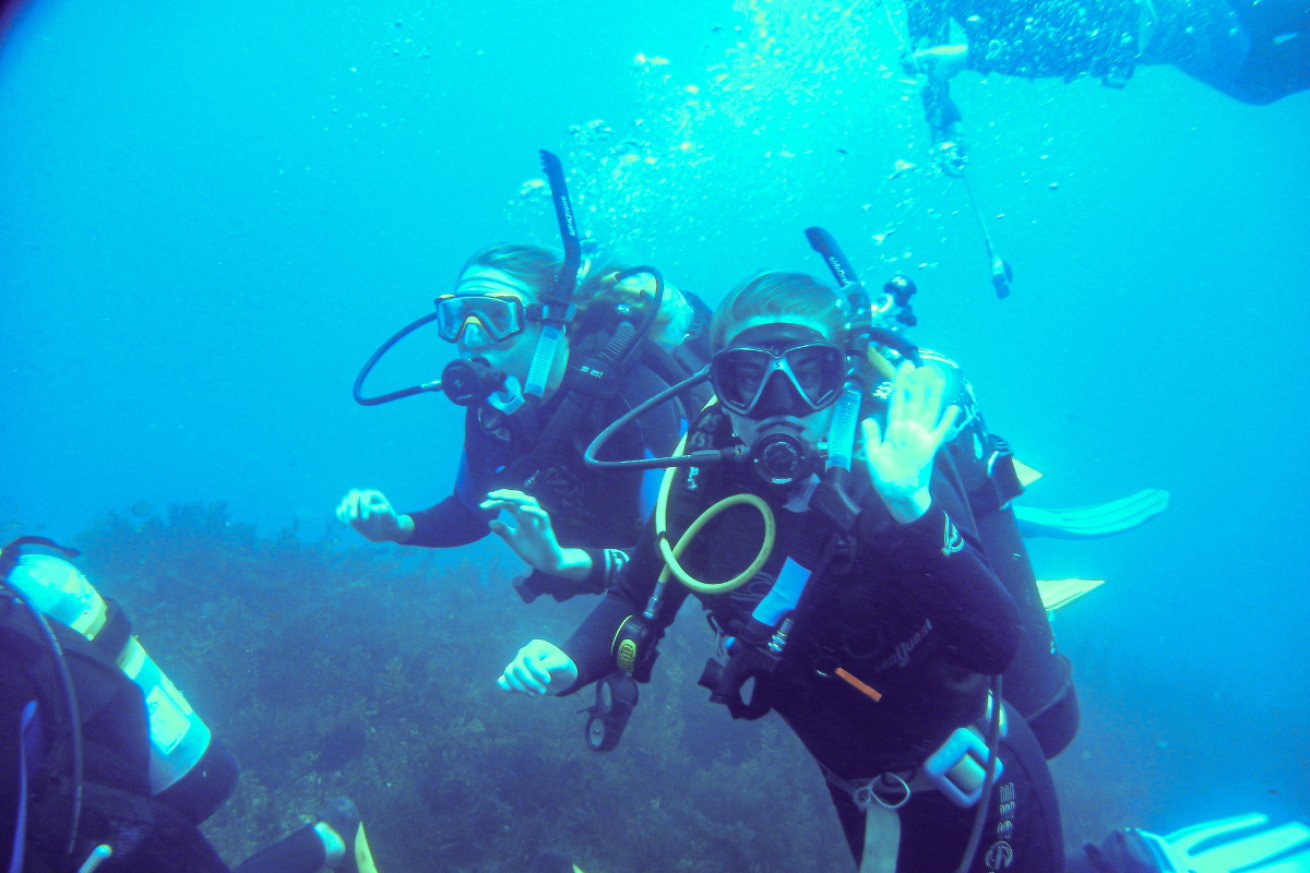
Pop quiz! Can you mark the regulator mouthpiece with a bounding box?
[750,417,821,487]
[440,359,506,407]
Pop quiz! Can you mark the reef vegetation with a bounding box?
[71,503,852,872]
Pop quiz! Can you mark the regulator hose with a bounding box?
[651,438,776,596]
[351,311,443,406]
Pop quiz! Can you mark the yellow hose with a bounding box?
[654,434,776,595]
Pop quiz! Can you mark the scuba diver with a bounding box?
[887,0,1305,297]
[906,0,1309,104]
[0,537,379,873]
[485,264,1083,763]
[495,268,1067,872]
[338,154,712,604]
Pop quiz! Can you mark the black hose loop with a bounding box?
[352,311,443,406]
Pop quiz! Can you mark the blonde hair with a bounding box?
[459,244,560,301]
[710,272,845,351]
[461,243,680,334]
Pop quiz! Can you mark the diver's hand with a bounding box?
[480,490,593,581]
[861,363,960,523]
[335,489,414,543]
[497,640,578,696]
[914,43,969,81]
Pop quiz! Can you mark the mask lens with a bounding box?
[434,295,525,343]
[711,343,844,417]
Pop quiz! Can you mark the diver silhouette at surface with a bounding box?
[906,0,1309,104]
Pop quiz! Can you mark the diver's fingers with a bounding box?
[861,417,884,450]
[932,405,962,443]
[500,667,537,696]
[491,515,519,538]
[901,364,930,423]
[516,505,553,529]
[364,490,391,513]
[340,491,363,522]
[888,363,917,423]
[525,656,554,686]
[500,661,533,694]
[507,660,547,695]
[486,489,538,508]
[496,674,512,692]
[914,368,946,426]
[487,519,511,542]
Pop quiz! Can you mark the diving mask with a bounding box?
[434,293,528,344]
[710,324,845,419]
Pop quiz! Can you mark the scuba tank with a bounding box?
[5,551,214,797]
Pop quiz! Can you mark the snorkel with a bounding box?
[804,228,921,531]
[523,150,582,401]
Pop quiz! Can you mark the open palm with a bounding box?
[862,363,960,521]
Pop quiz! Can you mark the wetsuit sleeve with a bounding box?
[558,518,691,691]
[861,461,1019,675]
[403,496,490,548]
[404,449,493,548]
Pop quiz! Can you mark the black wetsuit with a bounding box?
[924,350,1079,759]
[403,300,713,600]
[560,405,1064,870]
[907,0,1309,103]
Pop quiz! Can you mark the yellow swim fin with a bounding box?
[353,822,378,873]
[1012,459,1043,488]
[1037,578,1106,612]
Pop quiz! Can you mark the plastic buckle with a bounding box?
[852,772,912,812]
[923,726,1004,808]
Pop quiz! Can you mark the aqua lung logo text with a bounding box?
[984,782,1018,870]
[942,515,964,556]
[875,618,932,672]
[561,197,576,237]
[985,841,1013,870]
[827,256,849,285]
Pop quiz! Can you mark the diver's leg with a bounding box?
[230,825,326,873]
[897,710,1064,872]
[1026,679,1082,761]
[1150,0,1309,102]
[1223,0,1310,103]
[825,781,871,866]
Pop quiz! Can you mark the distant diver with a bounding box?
[0,537,380,873]
[340,151,712,603]
[906,0,1310,104]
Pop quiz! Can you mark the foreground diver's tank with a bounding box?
[6,552,234,819]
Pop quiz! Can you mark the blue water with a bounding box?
[2,0,1307,858]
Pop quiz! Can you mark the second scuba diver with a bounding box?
[337,156,713,603]
[495,271,1065,872]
